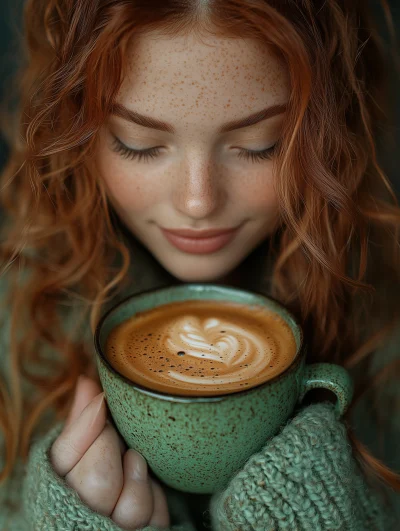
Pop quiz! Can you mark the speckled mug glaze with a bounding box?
[94,284,353,494]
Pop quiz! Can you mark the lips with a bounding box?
[160,226,239,254]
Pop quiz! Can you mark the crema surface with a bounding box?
[105,300,297,396]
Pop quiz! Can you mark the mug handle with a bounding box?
[299,363,353,416]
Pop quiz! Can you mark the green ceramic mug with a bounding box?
[94,284,353,494]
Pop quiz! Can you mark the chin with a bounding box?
[161,256,238,284]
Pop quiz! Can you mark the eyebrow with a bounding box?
[111,102,287,134]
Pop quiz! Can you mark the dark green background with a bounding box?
[0,0,398,195]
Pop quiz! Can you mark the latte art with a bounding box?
[165,316,274,387]
[105,300,297,397]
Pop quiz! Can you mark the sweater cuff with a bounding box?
[209,403,394,531]
[22,421,195,531]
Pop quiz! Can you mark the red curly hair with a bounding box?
[0,0,399,492]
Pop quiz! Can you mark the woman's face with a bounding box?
[95,31,290,282]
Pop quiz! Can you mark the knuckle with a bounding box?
[59,422,125,515]
[52,436,81,463]
[83,458,122,494]
[63,437,82,458]
[74,464,122,507]
[111,481,153,529]
[124,480,151,503]
[66,437,124,500]
[82,468,113,495]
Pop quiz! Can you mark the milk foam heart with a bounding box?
[105,300,297,397]
[165,316,274,387]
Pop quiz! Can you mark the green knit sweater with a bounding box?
[0,222,399,530]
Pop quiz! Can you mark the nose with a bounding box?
[172,150,223,221]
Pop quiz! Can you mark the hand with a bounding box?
[50,375,170,530]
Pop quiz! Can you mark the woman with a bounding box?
[0,0,399,529]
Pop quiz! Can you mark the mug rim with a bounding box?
[94,283,306,403]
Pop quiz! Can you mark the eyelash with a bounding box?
[111,136,278,164]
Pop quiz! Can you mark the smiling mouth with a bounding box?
[160,226,240,254]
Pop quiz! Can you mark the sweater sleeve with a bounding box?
[3,403,396,531]
[1,262,398,530]
[208,321,400,530]
[0,268,196,531]
[20,422,196,531]
[208,402,397,531]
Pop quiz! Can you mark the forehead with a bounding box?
[116,31,290,133]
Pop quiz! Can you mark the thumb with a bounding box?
[65,375,103,429]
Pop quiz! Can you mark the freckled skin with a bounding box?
[94,31,290,282]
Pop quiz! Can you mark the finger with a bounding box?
[110,449,154,530]
[66,376,125,454]
[106,418,127,455]
[65,375,103,429]
[148,477,171,528]
[50,391,106,477]
[65,423,124,517]
[65,377,125,454]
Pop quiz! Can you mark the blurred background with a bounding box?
[0,0,399,195]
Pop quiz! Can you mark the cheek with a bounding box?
[96,151,160,214]
[235,168,279,214]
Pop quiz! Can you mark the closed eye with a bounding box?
[110,135,278,164]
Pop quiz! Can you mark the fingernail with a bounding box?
[69,376,84,410]
[83,391,105,424]
[92,391,105,413]
[131,450,148,481]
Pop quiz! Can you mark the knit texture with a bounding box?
[209,403,395,531]
[0,223,398,529]
[18,402,396,531]
[22,422,196,531]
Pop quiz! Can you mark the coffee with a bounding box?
[105,300,297,396]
